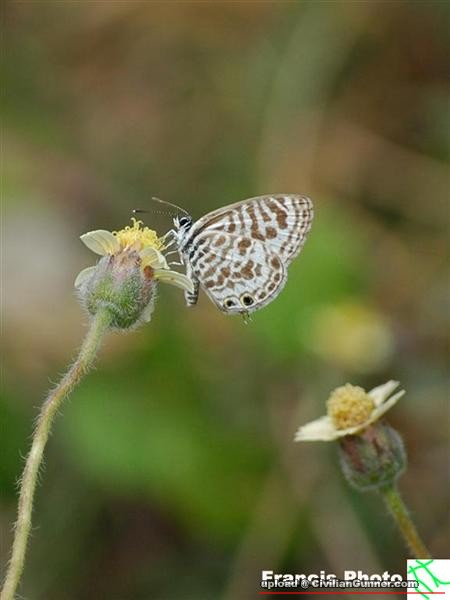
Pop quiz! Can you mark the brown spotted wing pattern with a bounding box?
[177,194,313,315]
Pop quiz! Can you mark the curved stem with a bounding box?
[1,308,112,600]
[380,484,431,559]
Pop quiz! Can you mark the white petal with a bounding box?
[368,380,400,407]
[337,421,374,436]
[295,416,341,442]
[369,390,404,422]
[153,269,194,293]
[74,266,96,288]
[140,247,168,269]
[80,230,120,256]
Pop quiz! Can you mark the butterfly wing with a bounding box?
[187,231,287,314]
[187,194,312,261]
[182,194,313,315]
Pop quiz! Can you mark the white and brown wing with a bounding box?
[186,194,313,265]
[187,231,287,314]
[181,194,313,314]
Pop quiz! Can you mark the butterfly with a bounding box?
[168,194,314,316]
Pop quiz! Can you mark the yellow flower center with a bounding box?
[327,384,374,430]
[114,218,163,252]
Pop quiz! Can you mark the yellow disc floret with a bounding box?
[113,218,164,252]
[327,384,374,430]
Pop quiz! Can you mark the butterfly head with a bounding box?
[173,214,193,232]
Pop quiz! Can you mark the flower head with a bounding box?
[295,381,407,491]
[75,219,193,329]
[295,381,404,442]
[77,218,166,267]
[114,218,163,253]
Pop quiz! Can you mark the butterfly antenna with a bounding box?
[133,208,173,217]
[151,197,191,218]
[133,197,190,219]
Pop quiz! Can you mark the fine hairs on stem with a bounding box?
[381,485,431,559]
[2,219,193,599]
[0,308,112,600]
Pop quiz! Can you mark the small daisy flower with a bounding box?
[295,381,407,491]
[295,381,404,442]
[75,218,193,328]
[292,380,428,556]
[75,218,192,291]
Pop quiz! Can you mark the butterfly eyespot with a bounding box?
[241,294,255,307]
[224,298,236,309]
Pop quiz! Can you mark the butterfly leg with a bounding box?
[165,249,184,266]
[161,229,178,250]
[184,262,199,307]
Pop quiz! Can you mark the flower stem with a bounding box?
[380,484,431,558]
[1,308,112,600]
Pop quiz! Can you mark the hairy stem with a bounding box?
[1,308,112,600]
[380,485,431,558]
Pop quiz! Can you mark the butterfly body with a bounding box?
[173,194,313,315]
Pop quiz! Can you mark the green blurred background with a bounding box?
[2,2,449,599]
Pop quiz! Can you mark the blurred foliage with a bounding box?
[2,2,449,599]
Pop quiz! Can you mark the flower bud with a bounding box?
[77,249,157,329]
[338,422,406,492]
